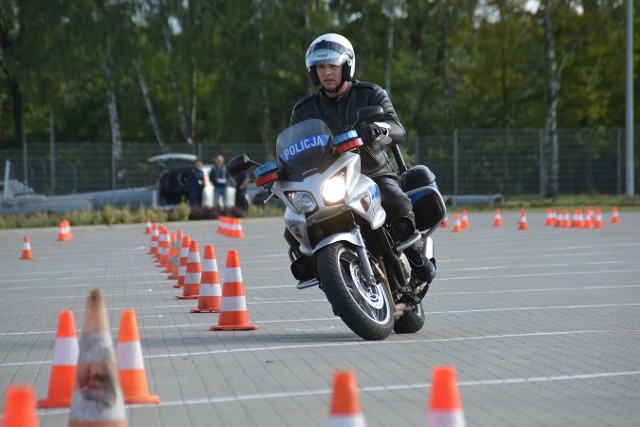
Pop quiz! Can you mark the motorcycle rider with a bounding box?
[289,33,436,285]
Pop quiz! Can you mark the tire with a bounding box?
[316,243,394,341]
[393,301,425,334]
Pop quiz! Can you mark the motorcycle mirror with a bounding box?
[355,106,384,126]
[226,154,259,176]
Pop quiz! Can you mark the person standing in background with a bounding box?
[187,159,206,207]
[210,154,229,209]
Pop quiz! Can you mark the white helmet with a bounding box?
[305,33,355,86]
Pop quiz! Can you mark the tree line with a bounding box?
[0,0,637,197]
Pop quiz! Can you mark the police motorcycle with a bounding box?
[226,106,446,341]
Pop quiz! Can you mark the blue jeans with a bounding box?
[214,186,228,208]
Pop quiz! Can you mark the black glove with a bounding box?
[356,124,384,145]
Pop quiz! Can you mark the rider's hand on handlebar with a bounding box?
[357,124,385,145]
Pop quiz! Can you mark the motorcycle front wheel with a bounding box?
[316,242,394,341]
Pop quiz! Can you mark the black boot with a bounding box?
[404,240,436,284]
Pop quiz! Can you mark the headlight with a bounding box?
[322,174,347,205]
[289,191,317,214]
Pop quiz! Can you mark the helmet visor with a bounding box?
[305,40,353,68]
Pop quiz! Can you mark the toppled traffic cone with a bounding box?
[144,218,152,234]
[20,235,34,260]
[517,208,528,231]
[178,240,201,300]
[329,371,366,427]
[611,206,620,224]
[451,213,462,233]
[116,310,160,405]
[192,245,222,313]
[460,210,469,229]
[37,310,79,408]
[426,366,466,427]
[492,209,503,227]
[174,235,191,288]
[210,250,258,331]
[3,384,39,427]
[69,289,127,427]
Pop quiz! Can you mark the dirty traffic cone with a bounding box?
[69,289,127,427]
[210,250,258,331]
[426,366,466,427]
[611,206,620,224]
[192,245,222,313]
[175,235,191,288]
[492,209,503,227]
[37,311,79,408]
[517,208,528,231]
[2,384,39,427]
[20,235,34,260]
[116,310,160,405]
[451,213,462,233]
[178,240,201,300]
[144,218,152,234]
[329,371,366,427]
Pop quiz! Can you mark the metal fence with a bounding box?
[1,128,637,197]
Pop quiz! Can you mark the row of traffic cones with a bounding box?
[147,221,257,331]
[329,366,466,427]
[446,206,621,233]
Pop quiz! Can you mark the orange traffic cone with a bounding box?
[156,226,170,267]
[20,235,34,260]
[611,206,620,223]
[178,240,201,300]
[593,207,604,228]
[517,208,528,231]
[228,218,245,238]
[217,216,230,236]
[426,366,466,427]
[116,310,160,405]
[164,231,177,274]
[492,209,503,227]
[192,245,222,313]
[168,230,183,280]
[553,209,562,227]
[69,289,127,427]
[2,384,39,427]
[561,209,570,227]
[329,371,366,427]
[37,310,79,408]
[210,250,258,331]
[544,208,555,226]
[57,220,69,241]
[144,218,152,234]
[460,210,469,229]
[440,215,449,228]
[583,207,593,229]
[451,213,462,233]
[148,223,159,256]
[175,235,191,288]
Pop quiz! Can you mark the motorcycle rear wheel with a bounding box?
[316,242,394,341]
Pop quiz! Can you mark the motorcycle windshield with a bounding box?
[275,119,336,181]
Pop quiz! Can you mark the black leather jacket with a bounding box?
[290,80,406,178]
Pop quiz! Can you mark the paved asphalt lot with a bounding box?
[1,210,639,426]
